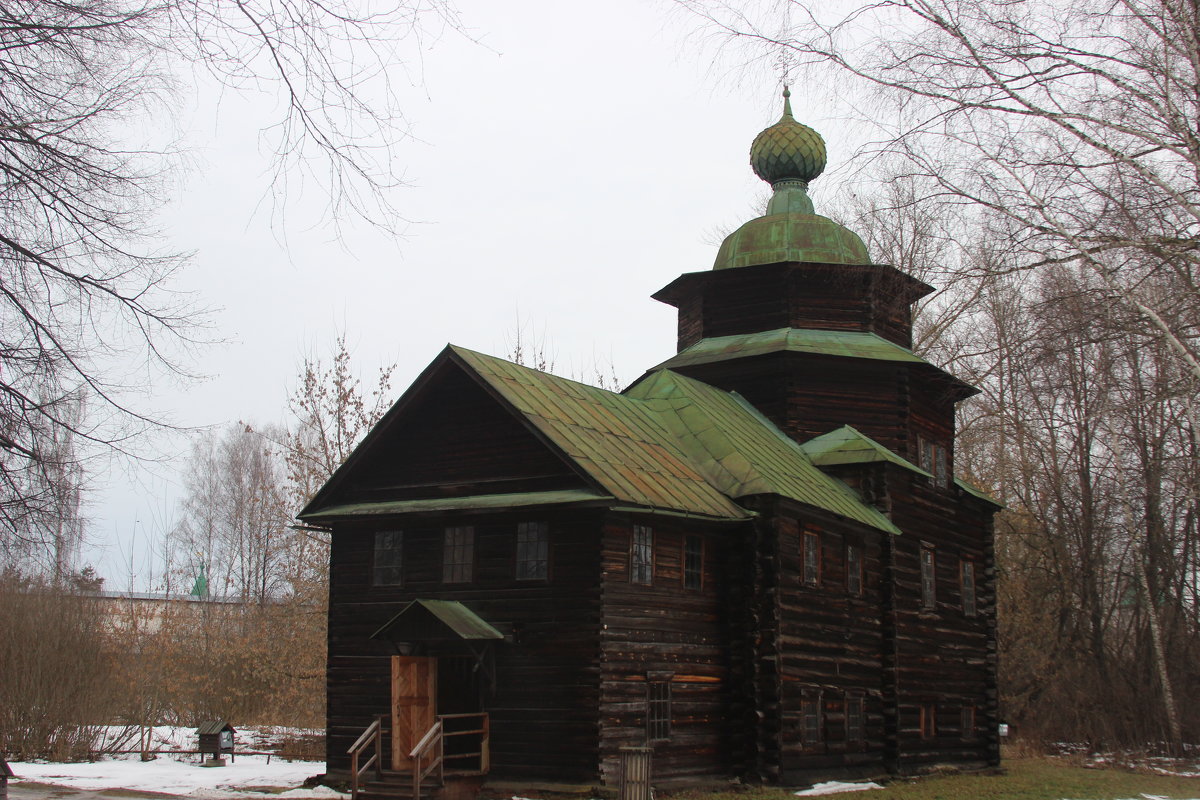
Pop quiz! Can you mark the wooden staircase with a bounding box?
[349,714,490,800]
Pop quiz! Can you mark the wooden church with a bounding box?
[300,89,1001,790]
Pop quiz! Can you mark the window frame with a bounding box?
[802,529,822,587]
[961,559,977,617]
[646,674,672,743]
[442,526,475,584]
[631,524,654,585]
[801,690,824,748]
[515,521,549,581]
[920,545,937,610]
[846,541,864,597]
[373,530,404,586]
[683,534,703,591]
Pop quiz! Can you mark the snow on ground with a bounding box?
[794,782,883,796]
[9,726,340,799]
[11,754,343,799]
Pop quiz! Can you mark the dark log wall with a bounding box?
[669,264,922,352]
[756,499,889,783]
[343,364,581,504]
[878,468,998,771]
[596,513,737,785]
[325,509,604,782]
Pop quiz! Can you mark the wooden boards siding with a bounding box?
[597,513,737,785]
[325,510,604,782]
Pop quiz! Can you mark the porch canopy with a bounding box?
[370,599,503,645]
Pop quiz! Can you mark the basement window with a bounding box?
[846,694,865,743]
[920,703,937,739]
[373,530,403,586]
[801,691,824,747]
[961,705,977,740]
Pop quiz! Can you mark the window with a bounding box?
[443,526,474,583]
[647,676,671,742]
[516,521,548,580]
[961,560,977,617]
[683,535,703,590]
[846,695,865,743]
[802,530,821,587]
[801,692,823,746]
[961,705,976,740]
[920,546,936,610]
[373,530,403,586]
[920,704,937,739]
[631,525,653,585]
[918,436,950,489]
[846,542,863,596]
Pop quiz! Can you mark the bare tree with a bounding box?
[0,0,462,562]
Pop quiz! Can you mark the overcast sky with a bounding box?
[85,0,863,588]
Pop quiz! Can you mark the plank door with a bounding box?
[391,655,437,771]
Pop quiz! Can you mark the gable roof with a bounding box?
[801,425,932,477]
[371,599,503,642]
[301,345,901,534]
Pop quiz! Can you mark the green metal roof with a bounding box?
[451,347,751,521]
[372,599,503,642]
[955,477,1004,508]
[628,372,900,535]
[653,328,926,372]
[304,489,613,521]
[801,425,932,477]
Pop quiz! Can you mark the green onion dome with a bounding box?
[714,88,869,270]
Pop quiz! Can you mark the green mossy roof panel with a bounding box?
[955,477,1004,508]
[653,328,926,371]
[627,371,901,535]
[450,347,751,520]
[371,599,503,642]
[802,425,932,477]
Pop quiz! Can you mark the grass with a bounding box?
[665,758,1200,800]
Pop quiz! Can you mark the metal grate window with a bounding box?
[631,525,653,585]
[846,695,865,742]
[803,531,821,587]
[846,542,863,596]
[443,526,474,583]
[920,546,936,610]
[646,678,671,742]
[516,521,548,580]
[961,560,977,617]
[801,692,823,746]
[683,535,703,590]
[373,530,403,586]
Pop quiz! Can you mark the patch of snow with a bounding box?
[794,781,883,796]
[10,753,342,799]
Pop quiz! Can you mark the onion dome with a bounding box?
[750,87,827,188]
[713,88,869,270]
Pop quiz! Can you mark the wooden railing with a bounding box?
[409,713,490,800]
[347,716,384,800]
[409,719,443,800]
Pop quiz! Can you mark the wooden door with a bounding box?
[391,655,437,771]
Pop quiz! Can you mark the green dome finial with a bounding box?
[711,88,870,270]
[749,87,827,215]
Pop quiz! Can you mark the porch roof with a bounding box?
[371,599,503,643]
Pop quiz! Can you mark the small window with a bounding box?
[373,530,403,586]
[920,703,937,739]
[802,530,821,587]
[846,695,865,743]
[920,546,936,610]
[961,705,976,740]
[631,525,653,585]
[934,445,949,488]
[961,560,977,617]
[846,542,863,596]
[683,535,703,590]
[919,437,934,474]
[647,677,671,742]
[516,521,548,581]
[801,692,823,746]
[443,526,474,583]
